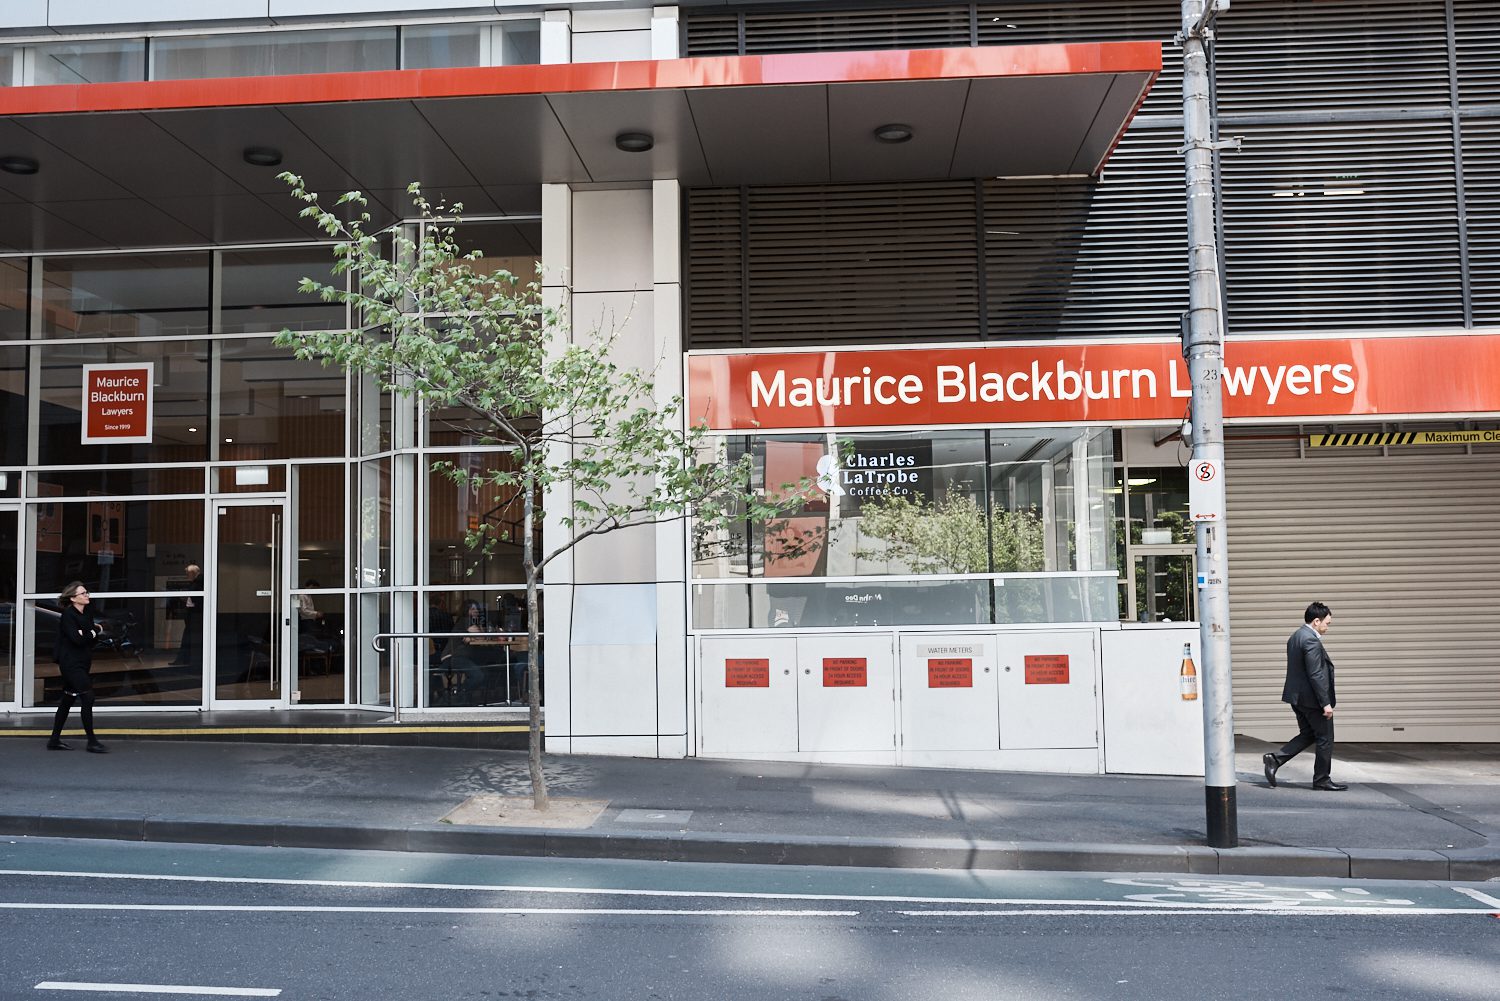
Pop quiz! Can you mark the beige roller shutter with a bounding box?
[1226,439,1500,743]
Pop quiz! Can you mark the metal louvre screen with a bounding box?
[1464,119,1500,324]
[1212,0,1452,113]
[1455,0,1500,107]
[984,131,1187,338]
[1220,121,1465,331]
[1226,446,1500,742]
[687,182,981,348]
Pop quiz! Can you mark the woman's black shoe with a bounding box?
[86,740,109,754]
[47,738,71,750]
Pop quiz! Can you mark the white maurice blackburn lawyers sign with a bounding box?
[82,362,155,445]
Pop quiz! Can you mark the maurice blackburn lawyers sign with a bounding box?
[82,362,154,444]
[687,334,1500,431]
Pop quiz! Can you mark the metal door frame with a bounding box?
[1127,543,1197,623]
[207,497,289,710]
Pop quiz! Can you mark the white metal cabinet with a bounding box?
[699,635,799,754]
[796,634,896,752]
[898,634,999,751]
[996,630,1098,749]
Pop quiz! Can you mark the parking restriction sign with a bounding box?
[1189,459,1223,522]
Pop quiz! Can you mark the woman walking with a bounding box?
[48,581,108,753]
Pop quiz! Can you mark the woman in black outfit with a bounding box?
[48,581,108,753]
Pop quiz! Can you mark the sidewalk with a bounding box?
[1,734,1497,882]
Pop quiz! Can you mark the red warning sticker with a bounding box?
[725,658,770,688]
[822,657,868,687]
[1024,654,1069,685]
[927,658,973,688]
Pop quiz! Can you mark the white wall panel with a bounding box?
[571,187,652,293]
[572,30,652,63]
[700,634,798,754]
[796,633,896,753]
[1101,626,1205,776]
[270,1,494,16]
[569,643,657,735]
[996,630,1099,749]
[898,633,999,752]
[51,0,267,25]
[655,581,688,734]
[0,1,48,29]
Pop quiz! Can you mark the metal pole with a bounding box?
[1180,0,1237,848]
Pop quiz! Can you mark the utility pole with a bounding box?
[1179,0,1238,849]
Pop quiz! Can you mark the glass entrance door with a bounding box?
[211,501,287,708]
[1131,546,1197,623]
[0,507,16,707]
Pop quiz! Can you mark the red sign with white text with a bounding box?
[686,335,1500,430]
[927,658,974,688]
[823,657,868,687]
[1024,655,1070,685]
[725,658,771,688]
[82,363,154,444]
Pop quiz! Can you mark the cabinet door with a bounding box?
[700,635,798,754]
[796,634,896,752]
[899,634,999,751]
[996,630,1098,749]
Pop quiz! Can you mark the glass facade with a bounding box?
[0,226,543,713]
[693,428,1118,628]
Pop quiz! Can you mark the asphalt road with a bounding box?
[1,838,1497,1001]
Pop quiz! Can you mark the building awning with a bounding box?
[0,42,1159,252]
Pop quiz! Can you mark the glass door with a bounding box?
[1130,546,1197,623]
[0,507,16,708]
[210,500,287,708]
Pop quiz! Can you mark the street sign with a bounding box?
[1188,459,1222,522]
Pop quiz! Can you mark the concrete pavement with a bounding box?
[1,733,1497,881]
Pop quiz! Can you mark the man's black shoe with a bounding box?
[86,740,109,754]
[46,738,71,750]
[1312,779,1347,791]
[1262,752,1280,788]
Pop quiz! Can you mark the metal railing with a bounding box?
[371,630,534,724]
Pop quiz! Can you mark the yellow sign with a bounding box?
[1309,430,1500,448]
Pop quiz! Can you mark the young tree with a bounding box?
[276,176,796,809]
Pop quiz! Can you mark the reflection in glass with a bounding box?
[40,253,209,338]
[296,464,346,588]
[30,596,198,707]
[1127,466,1193,544]
[402,23,484,68]
[29,499,203,594]
[217,338,347,460]
[36,467,204,497]
[0,259,27,339]
[1134,553,1195,623]
[38,340,208,466]
[424,589,541,708]
[219,247,345,334]
[427,451,532,585]
[293,591,345,705]
[994,574,1119,624]
[0,346,26,466]
[756,579,990,629]
[151,28,398,80]
[28,39,147,85]
[0,510,15,702]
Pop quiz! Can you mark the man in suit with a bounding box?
[1263,601,1345,791]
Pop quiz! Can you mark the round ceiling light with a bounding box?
[0,155,39,175]
[873,123,914,144]
[242,146,284,167]
[615,132,654,153]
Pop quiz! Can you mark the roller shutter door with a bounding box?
[1226,445,1500,742]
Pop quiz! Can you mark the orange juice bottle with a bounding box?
[1180,643,1199,701]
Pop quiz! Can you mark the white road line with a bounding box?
[900,906,1497,917]
[0,903,856,917]
[1452,886,1500,910]
[35,983,279,997]
[0,868,1453,911]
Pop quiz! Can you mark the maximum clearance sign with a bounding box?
[686,334,1500,431]
[1309,430,1500,447]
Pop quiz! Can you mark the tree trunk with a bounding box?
[523,475,549,810]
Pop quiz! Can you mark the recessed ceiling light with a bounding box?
[242,146,283,167]
[615,132,654,153]
[0,155,39,175]
[188,427,198,433]
[224,437,234,443]
[874,123,913,144]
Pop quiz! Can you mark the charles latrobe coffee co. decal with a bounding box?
[686,334,1500,431]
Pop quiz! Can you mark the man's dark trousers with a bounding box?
[1274,704,1334,785]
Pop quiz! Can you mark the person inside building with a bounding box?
[48,581,108,753]
[1263,601,1343,791]
[168,563,203,669]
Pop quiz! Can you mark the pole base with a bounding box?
[1206,785,1238,849]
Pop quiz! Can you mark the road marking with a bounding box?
[1453,886,1500,910]
[0,903,856,917]
[35,984,279,997]
[901,906,1495,917]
